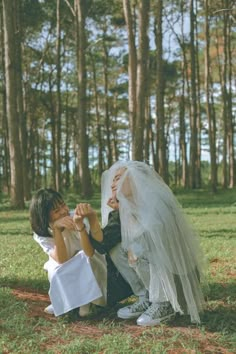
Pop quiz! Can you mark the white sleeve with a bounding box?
[33,233,55,255]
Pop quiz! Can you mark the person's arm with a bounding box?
[74,203,122,254]
[88,209,122,254]
[73,210,95,257]
[50,216,75,263]
[74,204,103,242]
[50,226,69,263]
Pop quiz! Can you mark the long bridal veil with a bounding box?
[101,161,206,323]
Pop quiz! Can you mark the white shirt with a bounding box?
[33,227,107,315]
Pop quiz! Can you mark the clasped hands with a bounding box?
[73,203,96,230]
[52,203,95,233]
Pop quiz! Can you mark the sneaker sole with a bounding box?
[117,312,144,320]
[137,313,175,326]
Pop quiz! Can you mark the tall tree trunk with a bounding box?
[0,9,10,193]
[75,0,92,197]
[55,0,62,191]
[179,69,188,188]
[195,0,201,188]
[2,0,24,208]
[48,72,57,189]
[15,0,31,200]
[123,0,137,156]
[226,3,234,188]
[111,93,119,162]
[180,3,188,188]
[64,84,71,190]
[154,0,168,182]
[144,96,151,163]
[204,0,217,192]
[134,0,150,161]
[90,52,103,177]
[102,34,113,167]
[189,0,198,188]
[222,2,229,188]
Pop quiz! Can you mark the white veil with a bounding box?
[101,161,206,323]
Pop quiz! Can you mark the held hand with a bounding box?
[53,215,76,232]
[128,249,138,265]
[74,203,97,220]
[107,197,119,210]
[72,213,85,231]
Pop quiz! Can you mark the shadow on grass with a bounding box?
[170,281,236,334]
[61,301,236,336]
[201,306,236,334]
[207,282,236,301]
[0,215,29,224]
[2,276,235,335]
[0,231,31,236]
[200,229,236,238]
[0,277,49,294]
[175,188,236,209]
[59,304,117,324]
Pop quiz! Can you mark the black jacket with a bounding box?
[89,210,133,306]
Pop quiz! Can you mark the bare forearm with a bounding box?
[78,224,95,257]
[73,203,103,244]
[51,227,69,263]
[88,214,103,242]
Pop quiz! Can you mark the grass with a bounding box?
[0,189,236,353]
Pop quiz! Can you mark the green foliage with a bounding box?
[0,189,236,353]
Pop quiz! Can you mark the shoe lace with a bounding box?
[145,302,172,317]
[145,303,160,317]
[131,300,149,312]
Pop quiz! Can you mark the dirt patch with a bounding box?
[10,287,234,354]
[12,287,54,320]
[12,288,49,302]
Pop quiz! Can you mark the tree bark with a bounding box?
[0,8,10,193]
[2,0,24,208]
[102,32,113,167]
[90,52,103,177]
[55,0,62,191]
[189,0,198,188]
[134,0,150,161]
[123,0,137,155]
[195,1,202,188]
[226,2,234,188]
[204,0,217,192]
[75,0,92,197]
[154,0,168,182]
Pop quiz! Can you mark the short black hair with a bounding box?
[29,188,64,237]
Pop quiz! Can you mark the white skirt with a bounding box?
[47,251,106,316]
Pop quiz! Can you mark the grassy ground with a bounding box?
[0,189,235,353]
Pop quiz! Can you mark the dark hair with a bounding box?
[29,188,64,237]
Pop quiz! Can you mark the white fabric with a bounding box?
[33,219,90,279]
[33,225,107,316]
[34,230,81,281]
[101,160,206,323]
[49,251,104,316]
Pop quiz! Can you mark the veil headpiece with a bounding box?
[101,161,206,323]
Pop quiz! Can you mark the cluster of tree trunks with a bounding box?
[0,0,235,207]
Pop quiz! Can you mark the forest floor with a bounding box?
[8,277,235,354]
[0,189,236,353]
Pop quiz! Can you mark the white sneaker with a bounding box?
[137,302,175,326]
[44,304,54,315]
[79,303,92,317]
[117,299,150,319]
